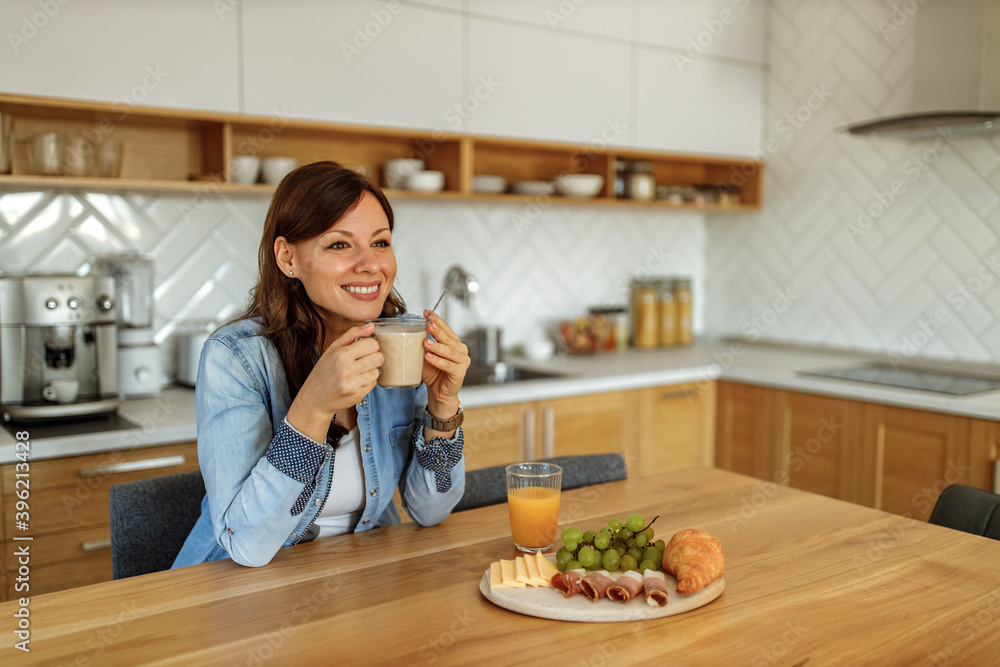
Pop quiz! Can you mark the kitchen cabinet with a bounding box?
[0,1,239,114]
[0,93,763,210]
[715,381,998,520]
[634,383,715,475]
[0,441,198,600]
[462,383,715,478]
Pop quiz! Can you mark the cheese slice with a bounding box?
[534,552,559,584]
[515,556,532,585]
[489,561,508,589]
[523,554,547,587]
[499,559,526,588]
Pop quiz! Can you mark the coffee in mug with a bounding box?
[370,315,427,388]
[43,379,79,404]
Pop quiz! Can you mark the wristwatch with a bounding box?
[423,404,464,431]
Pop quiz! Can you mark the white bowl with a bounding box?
[555,174,604,198]
[230,155,261,184]
[511,180,555,196]
[261,157,298,185]
[384,158,425,189]
[472,174,507,194]
[406,170,445,192]
[522,339,556,361]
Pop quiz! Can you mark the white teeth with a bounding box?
[343,285,378,295]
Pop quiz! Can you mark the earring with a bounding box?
[288,270,293,276]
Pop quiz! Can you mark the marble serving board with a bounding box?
[479,570,725,622]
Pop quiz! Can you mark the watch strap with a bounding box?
[423,405,464,431]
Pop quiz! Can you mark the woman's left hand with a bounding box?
[421,309,470,416]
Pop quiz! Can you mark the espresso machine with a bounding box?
[0,275,119,421]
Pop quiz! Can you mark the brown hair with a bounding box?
[242,161,405,398]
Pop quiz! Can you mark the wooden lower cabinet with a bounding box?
[634,383,715,475]
[461,401,536,471]
[715,381,998,520]
[0,441,199,601]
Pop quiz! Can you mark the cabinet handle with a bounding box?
[81,539,112,552]
[660,389,692,401]
[78,455,187,478]
[542,407,555,458]
[523,409,535,460]
[994,460,999,495]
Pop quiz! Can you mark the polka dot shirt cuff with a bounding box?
[266,418,330,515]
[413,426,464,493]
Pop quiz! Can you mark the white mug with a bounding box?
[43,379,79,405]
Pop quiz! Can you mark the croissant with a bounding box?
[662,528,725,595]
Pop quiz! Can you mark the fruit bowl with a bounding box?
[556,315,614,354]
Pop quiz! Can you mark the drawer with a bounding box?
[1,442,197,493]
[2,526,114,601]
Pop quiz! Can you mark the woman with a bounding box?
[173,161,470,568]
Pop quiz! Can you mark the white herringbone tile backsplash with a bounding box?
[0,189,706,382]
[707,0,1000,364]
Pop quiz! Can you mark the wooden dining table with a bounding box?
[6,466,1000,665]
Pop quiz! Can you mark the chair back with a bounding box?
[454,453,627,513]
[928,484,1000,541]
[109,470,206,579]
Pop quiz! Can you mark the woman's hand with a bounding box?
[421,310,470,418]
[286,322,382,442]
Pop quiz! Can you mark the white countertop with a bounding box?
[5,340,1000,463]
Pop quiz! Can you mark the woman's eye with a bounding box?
[373,239,391,248]
[327,241,349,250]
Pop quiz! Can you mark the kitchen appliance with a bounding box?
[96,253,161,398]
[469,325,502,367]
[842,0,1000,138]
[0,275,119,421]
[800,363,1000,397]
[177,331,209,386]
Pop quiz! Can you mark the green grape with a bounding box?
[556,549,574,569]
[602,549,621,571]
[639,558,657,572]
[577,546,597,567]
[585,559,604,571]
[642,546,662,564]
[644,527,655,541]
[593,532,611,550]
[561,527,584,544]
[626,513,646,532]
[620,528,633,541]
[615,545,627,556]
[563,539,578,552]
[582,530,597,544]
[620,554,638,571]
[625,538,636,549]
[566,559,581,570]
[654,539,666,551]
[599,526,612,536]
[628,547,643,563]
[634,531,649,546]
[608,517,623,531]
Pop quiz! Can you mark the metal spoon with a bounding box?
[428,287,447,317]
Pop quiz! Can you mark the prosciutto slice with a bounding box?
[643,569,669,607]
[579,571,615,602]
[606,570,644,603]
[551,569,585,598]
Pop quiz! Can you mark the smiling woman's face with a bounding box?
[276,192,397,340]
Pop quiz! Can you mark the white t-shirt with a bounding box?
[314,426,367,537]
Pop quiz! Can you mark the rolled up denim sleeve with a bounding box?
[399,390,465,526]
[196,338,330,567]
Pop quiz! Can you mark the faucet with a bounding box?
[443,265,479,305]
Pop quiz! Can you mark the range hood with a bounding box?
[844,0,1000,139]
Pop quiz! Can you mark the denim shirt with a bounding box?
[171,318,465,569]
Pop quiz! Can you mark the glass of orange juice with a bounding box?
[505,462,562,553]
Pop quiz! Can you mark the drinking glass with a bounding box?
[506,462,562,553]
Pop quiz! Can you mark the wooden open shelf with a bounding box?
[0,93,763,210]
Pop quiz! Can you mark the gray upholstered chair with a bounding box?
[453,453,628,513]
[108,470,206,579]
[928,484,1000,541]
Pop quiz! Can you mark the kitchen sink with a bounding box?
[463,362,566,387]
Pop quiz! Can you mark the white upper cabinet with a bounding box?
[466,18,632,144]
[636,47,763,155]
[636,0,765,64]
[241,0,463,130]
[0,0,239,113]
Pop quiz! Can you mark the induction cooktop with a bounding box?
[799,363,1000,397]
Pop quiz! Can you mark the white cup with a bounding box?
[43,379,79,404]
